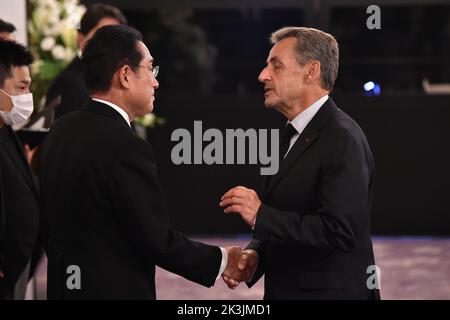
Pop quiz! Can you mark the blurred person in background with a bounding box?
[0,19,16,41]
[45,3,127,120]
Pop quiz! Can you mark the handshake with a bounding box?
[222,247,258,289]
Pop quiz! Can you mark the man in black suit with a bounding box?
[45,4,127,120]
[40,25,241,300]
[0,40,39,299]
[220,27,380,299]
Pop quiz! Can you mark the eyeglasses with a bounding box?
[137,65,159,78]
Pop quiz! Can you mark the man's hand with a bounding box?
[222,246,242,287]
[220,186,261,226]
[222,249,258,289]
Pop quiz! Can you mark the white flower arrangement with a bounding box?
[40,36,55,51]
[27,0,163,131]
[28,0,85,108]
[135,113,165,128]
[134,113,166,140]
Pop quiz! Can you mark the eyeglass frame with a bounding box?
[136,65,159,78]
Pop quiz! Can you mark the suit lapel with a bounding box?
[262,130,319,199]
[262,98,339,200]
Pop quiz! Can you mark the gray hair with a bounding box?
[271,26,339,91]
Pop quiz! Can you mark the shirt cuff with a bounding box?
[251,216,257,230]
[216,247,228,280]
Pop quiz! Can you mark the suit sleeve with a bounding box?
[45,79,58,103]
[253,134,372,253]
[45,78,60,111]
[244,239,265,288]
[109,137,222,287]
[0,165,4,268]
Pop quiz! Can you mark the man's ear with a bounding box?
[118,65,132,89]
[305,60,321,83]
[0,89,13,111]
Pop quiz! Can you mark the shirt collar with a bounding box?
[289,94,329,136]
[92,98,131,127]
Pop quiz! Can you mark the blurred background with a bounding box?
[100,0,450,237]
[1,0,449,299]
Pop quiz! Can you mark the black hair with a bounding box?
[0,19,16,34]
[0,40,33,87]
[79,3,127,36]
[82,25,143,93]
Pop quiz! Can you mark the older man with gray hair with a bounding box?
[221,27,380,300]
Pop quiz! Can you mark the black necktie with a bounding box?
[279,123,297,161]
[263,123,297,190]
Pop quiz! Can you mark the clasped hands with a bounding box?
[222,246,258,289]
[219,186,261,288]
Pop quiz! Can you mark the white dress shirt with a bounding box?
[93,97,228,278]
[218,248,228,279]
[284,94,329,158]
[92,98,131,127]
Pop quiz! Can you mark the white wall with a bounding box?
[0,0,27,45]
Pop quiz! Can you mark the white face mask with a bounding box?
[0,89,34,125]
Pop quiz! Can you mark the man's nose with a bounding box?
[258,67,270,83]
[152,78,159,89]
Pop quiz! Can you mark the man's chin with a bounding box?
[264,99,276,109]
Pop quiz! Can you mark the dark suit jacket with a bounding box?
[0,126,40,298]
[247,97,380,300]
[40,100,222,299]
[45,57,89,120]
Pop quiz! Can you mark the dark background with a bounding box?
[81,0,450,235]
[148,94,450,236]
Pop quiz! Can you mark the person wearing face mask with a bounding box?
[0,88,34,126]
[0,39,40,299]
